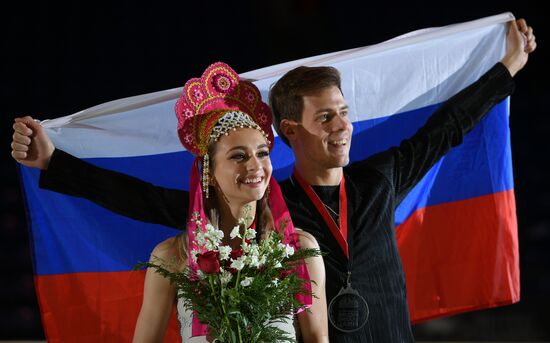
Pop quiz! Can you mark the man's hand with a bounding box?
[11,116,55,170]
[501,18,537,77]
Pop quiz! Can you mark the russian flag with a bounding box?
[19,12,519,342]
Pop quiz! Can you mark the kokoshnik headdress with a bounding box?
[175,62,274,198]
[174,62,311,337]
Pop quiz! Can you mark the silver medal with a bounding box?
[328,272,369,333]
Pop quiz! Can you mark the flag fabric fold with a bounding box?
[19,12,519,342]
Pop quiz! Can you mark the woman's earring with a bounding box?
[202,154,210,199]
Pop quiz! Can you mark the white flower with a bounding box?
[219,246,232,260]
[272,278,279,286]
[274,262,282,268]
[248,254,260,268]
[191,249,199,263]
[284,245,295,258]
[231,257,246,271]
[197,270,206,280]
[220,269,233,285]
[244,227,256,240]
[240,239,250,250]
[230,225,241,239]
[192,212,202,227]
[204,241,216,251]
[261,240,274,253]
[245,244,259,256]
[195,231,206,246]
[240,277,254,287]
[205,224,224,243]
[258,255,267,267]
[244,245,260,267]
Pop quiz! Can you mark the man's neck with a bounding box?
[294,162,343,186]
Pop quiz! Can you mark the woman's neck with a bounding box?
[214,196,256,235]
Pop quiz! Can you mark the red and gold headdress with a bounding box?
[175,62,274,157]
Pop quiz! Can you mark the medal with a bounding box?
[292,170,370,333]
[328,272,369,332]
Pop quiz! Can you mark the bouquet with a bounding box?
[138,208,322,343]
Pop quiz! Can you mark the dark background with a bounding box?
[2,1,548,340]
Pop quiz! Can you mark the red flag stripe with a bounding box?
[35,271,182,342]
[397,189,519,323]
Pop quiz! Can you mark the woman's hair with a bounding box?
[174,233,188,268]
[256,193,274,243]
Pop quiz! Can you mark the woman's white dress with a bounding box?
[177,298,296,342]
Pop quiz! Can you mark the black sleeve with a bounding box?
[350,62,515,204]
[39,149,189,229]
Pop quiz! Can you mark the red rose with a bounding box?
[224,249,245,274]
[196,250,220,274]
[279,268,296,279]
[230,248,245,260]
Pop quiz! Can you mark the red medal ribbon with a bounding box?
[292,169,349,258]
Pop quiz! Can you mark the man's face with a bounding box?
[290,86,353,172]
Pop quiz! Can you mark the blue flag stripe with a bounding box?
[22,99,512,275]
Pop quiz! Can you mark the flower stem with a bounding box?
[237,323,243,343]
[209,277,218,302]
[234,270,242,342]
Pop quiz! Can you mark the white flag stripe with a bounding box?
[43,13,511,159]
[241,12,512,80]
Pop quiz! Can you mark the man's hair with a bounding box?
[268,66,342,146]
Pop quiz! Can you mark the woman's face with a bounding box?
[210,128,272,207]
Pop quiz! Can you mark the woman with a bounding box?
[11,61,328,342]
[128,62,329,342]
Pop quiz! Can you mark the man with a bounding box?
[12,19,536,342]
[265,18,534,342]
